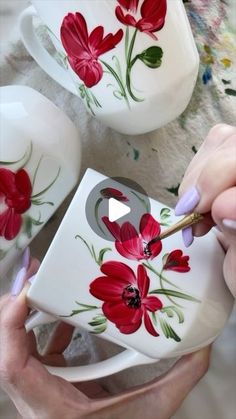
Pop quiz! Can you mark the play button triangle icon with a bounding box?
[108,198,131,222]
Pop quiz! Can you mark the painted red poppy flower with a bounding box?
[102,213,162,260]
[90,261,162,336]
[163,250,190,273]
[116,0,167,40]
[100,187,128,202]
[60,12,123,88]
[0,168,32,240]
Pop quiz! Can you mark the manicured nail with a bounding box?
[182,226,194,247]
[175,187,200,216]
[222,219,236,231]
[22,247,30,269]
[11,267,27,296]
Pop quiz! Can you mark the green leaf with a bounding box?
[75,301,99,310]
[162,253,169,266]
[94,197,106,234]
[31,166,61,199]
[161,306,184,323]
[97,247,112,265]
[160,208,171,220]
[90,323,107,334]
[159,318,181,342]
[75,234,94,259]
[151,311,157,326]
[150,289,201,303]
[137,46,163,69]
[89,317,107,327]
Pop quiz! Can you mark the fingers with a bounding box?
[211,187,236,241]
[175,125,236,246]
[90,347,211,419]
[180,124,236,192]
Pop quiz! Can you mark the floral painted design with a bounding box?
[90,261,162,336]
[0,143,60,260]
[60,12,123,88]
[59,1,167,113]
[64,200,200,340]
[102,213,162,260]
[162,250,190,273]
[116,0,167,40]
[0,168,32,240]
[100,188,128,202]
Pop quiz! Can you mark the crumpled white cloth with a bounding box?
[0,0,236,417]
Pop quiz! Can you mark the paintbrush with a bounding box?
[148,213,204,245]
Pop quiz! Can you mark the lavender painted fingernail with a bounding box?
[11,267,27,296]
[175,187,200,216]
[182,226,194,247]
[22,247,30,269]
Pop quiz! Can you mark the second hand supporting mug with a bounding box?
[19,0,199,135]
[25,169,234,382]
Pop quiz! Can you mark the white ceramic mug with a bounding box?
[0,85,81,279]
[26,169,234,382]
[19,0,199,134]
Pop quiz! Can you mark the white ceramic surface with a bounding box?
[26,169,234,382]
[19,0,199,134]
[0,85,81,279]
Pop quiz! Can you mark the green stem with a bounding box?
[126,29,143,102]
[101,60,130,109]
[159,270,183,308]
[31,166,61,198]
[143,261,180,289]
[94,197,106,234]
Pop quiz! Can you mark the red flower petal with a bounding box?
[143,309,159,337]
[149,240,162,260]
[71,58,103,88]
[163,249,190,272]
[61,12,89,55]
[102,216,121,240]
[115,241,139,260]
[120,222,144,259]
[103,301,143,326]
[137,264,149,298]
[0,168,16,196]
[0,208,22,240]
[139,213,160,242]
[90,276,128,302]
[98,29,123,56]
[89,26,104,51]
[117,0,139,12]
[115,6,137,27]
[142,296,163,311]
[100,261,136,285]
[15,169,32,197]
[119,320,142,334]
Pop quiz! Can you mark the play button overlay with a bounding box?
[108,198,131,222]
[85,176,150,241]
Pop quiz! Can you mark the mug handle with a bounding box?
[18,6,77,96]
[25,311,157,382]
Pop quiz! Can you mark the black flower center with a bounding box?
[143,241,152,257]
[122,285,141,308]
